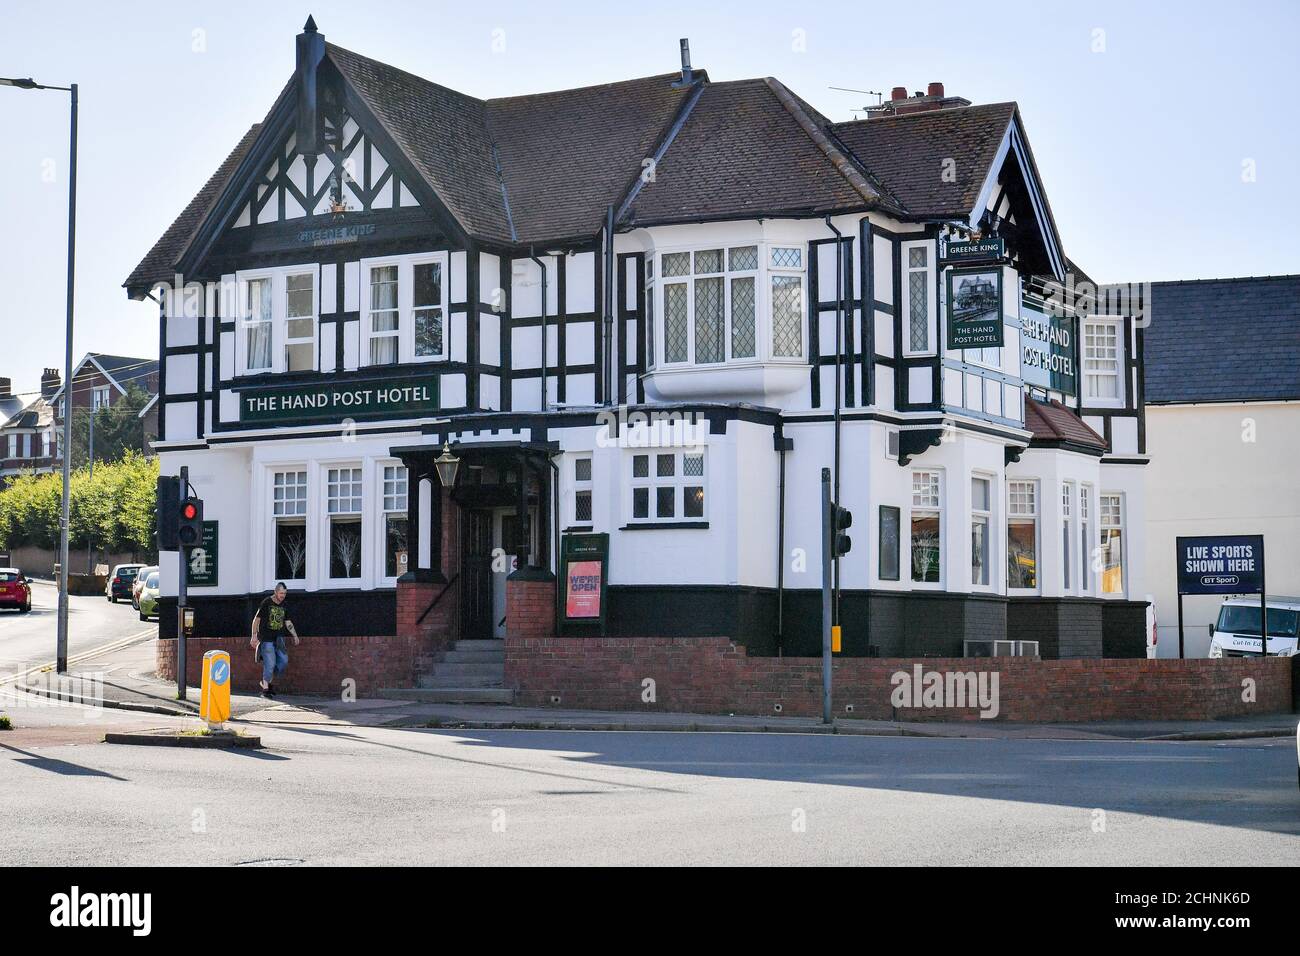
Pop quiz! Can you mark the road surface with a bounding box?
[1,701,1297,865]
[0,580,153,680]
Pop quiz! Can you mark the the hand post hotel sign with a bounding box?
[238,375,440,426]
[945,267,1004,349]
[1175,534,1266,658]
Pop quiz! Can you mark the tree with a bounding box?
[68,384,153,470]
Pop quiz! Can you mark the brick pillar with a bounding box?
[397,576,455,652]
[506,573,556,639]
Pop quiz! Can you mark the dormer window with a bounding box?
[647,243,805,370]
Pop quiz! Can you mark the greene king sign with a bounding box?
[239,375,440,425]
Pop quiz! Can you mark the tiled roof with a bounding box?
[125,40,1032,290]
[1143,275,1300,404]
[624,79,884,226]
[1025,397,1107,452]
[831,103,1016,220]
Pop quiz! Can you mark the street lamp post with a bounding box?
[2,77,78,673]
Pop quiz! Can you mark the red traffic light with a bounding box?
[182,502,198,520]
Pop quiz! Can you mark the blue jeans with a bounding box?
[259,637,288,685]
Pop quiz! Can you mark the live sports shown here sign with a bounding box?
[560,532,609,633]
[1176,534,1265,595]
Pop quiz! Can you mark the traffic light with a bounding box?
[156,475,181,551]
[830,501,853,558]
[178,494,204,547]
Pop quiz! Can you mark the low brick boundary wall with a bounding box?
[505,636,1294,722]
[157,635,420,696]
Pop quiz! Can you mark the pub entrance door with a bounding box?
[460,508,495,640]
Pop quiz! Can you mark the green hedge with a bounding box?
[0,452,158,553]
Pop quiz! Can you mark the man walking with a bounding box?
[249,582,300,697]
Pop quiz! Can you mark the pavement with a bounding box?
[5,633,1297,742]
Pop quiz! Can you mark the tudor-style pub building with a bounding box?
[127,21,1150,696]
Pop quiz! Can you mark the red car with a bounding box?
[0,568,32,613]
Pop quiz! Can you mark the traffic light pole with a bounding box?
[176,465,188,700]
[820,468,833,725]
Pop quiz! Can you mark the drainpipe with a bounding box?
[775,429,793,656]
[548,456,561,638]
[824,216,844,624]
[529,248,548,409]
[603,205,615,405]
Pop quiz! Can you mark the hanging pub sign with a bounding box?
[560,532,609,633]
[237,374,440,426]
[945,267,1004,349]
[1019,302,1077,396]
[941,236,1005,263]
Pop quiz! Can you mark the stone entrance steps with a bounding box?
[383,639,513,705]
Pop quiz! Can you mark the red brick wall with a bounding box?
[157,634,420,696]
[505,636,1294,722]
[506,578,556,640]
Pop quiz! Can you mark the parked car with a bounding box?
[132,565,158,609]
[106,564,145,603]
[137,571,161,621]
[1207,596,1300,658]
[0,568,32,613]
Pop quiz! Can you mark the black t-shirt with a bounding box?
[256,596,291,643]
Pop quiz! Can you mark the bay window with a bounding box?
[362,253,450,366]
[630,449,706,523]
[651,243,804,368]
[382,465,409,579]
[1079,485,1091,592]
[1007,480,1038,590]
[237,266,319,375]
[1100,493,1124,595]
[910,470,941,584]
[326,466,364,580]
[902,242,934,356]
[272,470,308,582]
[971,476,991,587]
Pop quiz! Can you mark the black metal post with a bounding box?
[176,465,189,700]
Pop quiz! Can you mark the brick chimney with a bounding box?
[872,81,971,119]
[41,368,60,398]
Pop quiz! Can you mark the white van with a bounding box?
[1207,596,1300,658]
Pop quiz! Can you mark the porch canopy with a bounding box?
[389,439,558,583]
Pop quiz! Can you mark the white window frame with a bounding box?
[92,385,111,411]
[235,263,320,376]
[1099,492,1126,598]
[902,239,936,357]
[1083,318,1124,407]
[377,461,409,585]
[1061,480,1075,592]
[1007,479,1040,594]
[571,454,594,527]
[627,448,708,525]
[270,468,309,586]
[909,469,943,587]
[1079,483,1092,593]
[651,243,805,369]
[970,473,994,590]
[322,464,365,587]
[360,252,450,367]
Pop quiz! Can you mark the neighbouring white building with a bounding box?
[124,20,1151,680]
[1141,275,1300,657]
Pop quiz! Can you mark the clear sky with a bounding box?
[1,0,1296,398]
